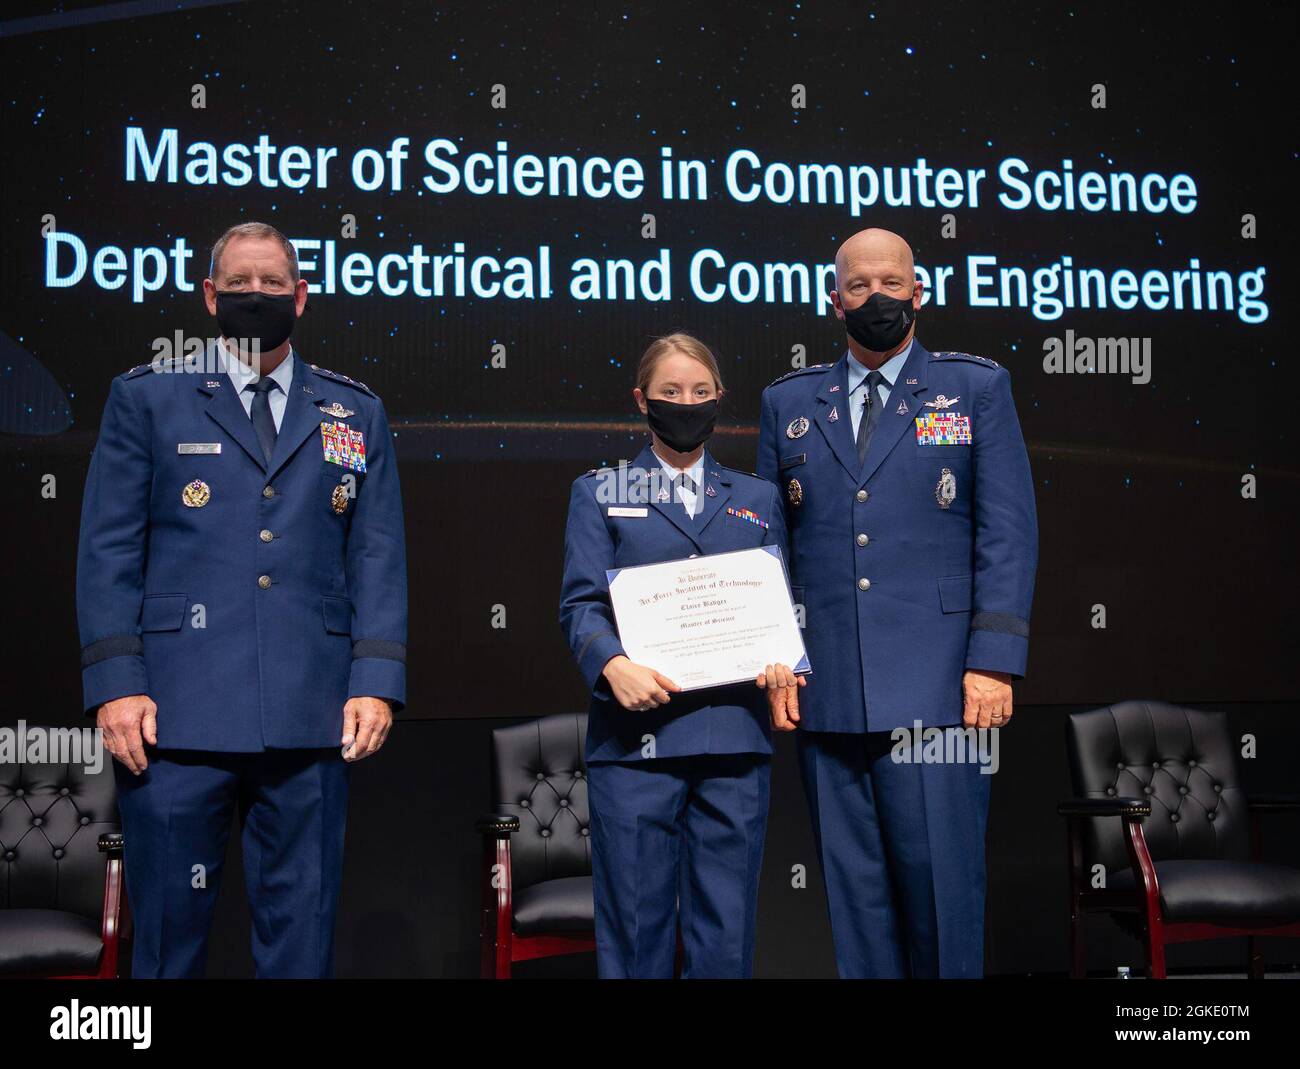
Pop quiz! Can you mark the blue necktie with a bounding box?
[246,377,280,463]
[856,370,886,466]
[674,472,698,517]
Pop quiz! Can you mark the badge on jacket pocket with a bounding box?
[181,479,210,507]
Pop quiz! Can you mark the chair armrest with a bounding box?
[96,832,127,978]
[97,831,125,857]
[476,813,520,836]
[1247,795,1300,813]
[1058,797,1150,819]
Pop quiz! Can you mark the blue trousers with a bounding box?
[798,730,991,978]
[114,748,349,979]
[586,753,770,978]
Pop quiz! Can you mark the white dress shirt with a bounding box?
[652,447,706,518]
[847,338,913,438]
[220,343,296,432]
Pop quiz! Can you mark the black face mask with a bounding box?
[646,398,718,453]
[842,291,915,352]
[215,291,297,352]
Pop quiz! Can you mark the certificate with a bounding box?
[605,546,810,692]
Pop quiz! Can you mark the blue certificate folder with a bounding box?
[606,544,811,684]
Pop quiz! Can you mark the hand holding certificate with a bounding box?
[606,546,810,692]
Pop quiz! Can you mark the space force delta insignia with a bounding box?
[321,421,367,472]
[914,412,972,446]
[726,506,769,529]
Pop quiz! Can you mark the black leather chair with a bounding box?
[477,714,594,978]
[1059,700,1300,978]
[0,727,128,978]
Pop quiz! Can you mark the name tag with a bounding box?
[177,443,221,454]
[608,506,648,518]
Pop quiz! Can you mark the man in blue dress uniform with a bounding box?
[76,222,407,978]
[757,228,1038,977]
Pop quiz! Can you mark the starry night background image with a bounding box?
[1,0,1296,721]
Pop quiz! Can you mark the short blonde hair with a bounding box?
[635,332,724,394]
[209,221,299,282]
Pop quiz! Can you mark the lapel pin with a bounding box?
[829,384,841,393]
[205,380,222,388]
[828,406,839,423]
[906,377,918,385]
[705,484,717,497]
[896,401,909,414]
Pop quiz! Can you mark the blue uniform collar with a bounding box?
[846,337,913,395]
[812,341,931,487]
[631,441,732,550]
[651,445,705,489]
[218,343,296,395]
[634,441,729,486]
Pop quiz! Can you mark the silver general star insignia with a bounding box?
[786,416,810,439]
[924,394,960,410]
[319,402,355,419]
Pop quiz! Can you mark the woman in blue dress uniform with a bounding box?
[560,333,798,978]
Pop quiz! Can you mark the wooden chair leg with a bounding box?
[1248,937,1265,979]
[477,821,516,980]
[1068,903,1085,979]
[1144,920,1167,979]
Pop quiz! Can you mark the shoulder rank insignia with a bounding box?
[930,351,1001,369]
[310,364,377,397]
[767,363,834,389]
[923,394,960,409]
[319,402,355,419]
